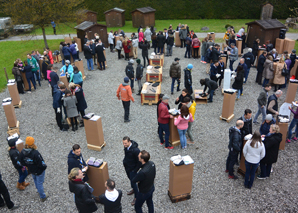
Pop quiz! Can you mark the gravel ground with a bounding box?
[0,45,297,213]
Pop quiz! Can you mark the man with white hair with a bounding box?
[271,48,278,60]
[242,48,254,83]
[266,90,283,116]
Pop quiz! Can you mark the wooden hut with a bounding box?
[77,10,98,24]
[74,21,108,50]
[104,7,125,27]
[245,19,286,48]
[131,7,155,28]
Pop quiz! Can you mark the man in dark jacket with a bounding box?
[242,48,254,83]
[122,136,141,205]
[156,31,166,54]
[166,33,174,56]
[140,40,150,67]
[226,120,244,179]
[0,172,19,210]
[184,34,192,58]
[95,39,106,70]
[53,83,67,131]
[169,58,181,94]
[184,64,193,95]
[211,44,221,62]
[132,150,156,213]
[125,59,135,93]
[136,59,144,95]
[266,90,283,116]
[289,49,297,71]
[20,137,48,202]
[238,109,253,140]
[210,61,219,82]
[256,51,267,85]
[260,114,276,135]
[200,78,218,103]
[90,40,97,66]
[67,144,89,182]
[253,84,271,124]
[83,42,93,71]
[98,179,122,213]
[49,67,59,96]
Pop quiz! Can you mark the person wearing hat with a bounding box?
[19,137,48,202]
[8,137,29,191]
[70,66,83,88]
[169,58,181,95]
[158,95,174,150]
[289,49,297,72]
[184,64,193,95]
[135,59,144,95]
[125,59,135,92]
[60,60,74,82]
[117,77,135,122]
[260,114,276,136]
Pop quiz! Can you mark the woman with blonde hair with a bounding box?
[273,57,286,91]
[122,36,131,61]
[68,168,97,213]
[258,124,282,179]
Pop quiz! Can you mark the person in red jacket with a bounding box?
[158,95,174,149]
[46,48,54,64]
[117,77,135,122]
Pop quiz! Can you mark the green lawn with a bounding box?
[31,19,298,35]
[0,40,59,92]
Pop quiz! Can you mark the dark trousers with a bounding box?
[180,39,185,48]
[125,170,138,198]
[208,89,215,102]
[54,108,63,130]
[244,160,259,188]
[171,77,180,93]
[226,150,239,176]
[109,44,113,51]
[143,55,149,67]
[229,60,235,71]
[135,186,155,213]
[70,117,78,129]
[158,122,170,147]
[125,53,129,60]
[218,78,223,87]
[262,78,269,87]
[64,55,71,61]
[122,101,130,121]
[0,179,14,209]
[17,168,28,183]
[157,46,164,54]
[53,27,56,35]
[256,71,263,85]
[130,79,134,89]
[193,47,199,58]
[72,53,77,61]
[16,81,24,94]
[117,50,121,59]
[26,76,36,91]
[185,46,191,58]
[93,54,97,65]
[260,162,272,178]
[33,71,41,86]
[186,86,193,95]
[99,61,105,70]
[79,110,85,118]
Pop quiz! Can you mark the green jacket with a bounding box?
[27,57,39,72]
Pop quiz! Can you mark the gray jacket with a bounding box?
[262,59,274,79]
[229,46,238,61]
[144,29,152,42]
[132,37,138,47]
[63,96,79,118]
[115,40,122,50]
[179,28,187,39]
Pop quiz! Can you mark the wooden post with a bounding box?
[4,68,9,82]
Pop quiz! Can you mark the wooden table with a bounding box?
[141,83,161,105]
[194,90,207,104]
[87,162,109,197]
[146,66,162,82]
[149,54,164,66]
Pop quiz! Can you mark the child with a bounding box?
[63,89,79,131]
[69,82,87,127]
[69,66,83,88]
[182,97,196,144]
[135,59,144,95]
[174,105,194,149]
[46,64,53,87]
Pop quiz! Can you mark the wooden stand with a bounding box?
[238,140,248,176]
[275,38,284,54]
[146,67,162,82]
[84,116,106,152]
[14,100,22,108]
[191,46,201,58]
[74,60,86,80]
[290,60,298,77]
[149,54,164,66]
[168,161,193,203]
[21,72,34,91]
[175,31,181,47]
[276,121,288,150]
[59,75,69,88]
[285,82,298,103]
[7,121,20,135]
[64,37,72,45]
[220,91,236,122]
[207,33,215,41]
[169,116,180,146]
[3,101,18,128]
[7,83,21,107]
[255,48,266,66]
[87,162,109,197]
[236,39,242,55]
[141,83,161,105]
[283,38,295,53]
[220,54,227,69]
[194,90,207,104]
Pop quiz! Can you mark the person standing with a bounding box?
[232,66,244,100]
[27,53,41,86]
[123,37,132,61]
[95,39,106,71]
[67,144,89,182]
[157,31,166,54]
[258,124,282,179]
[97,179,122,212]
[144,26,152,45]
[184,34,192,58]
[166,32,174,57]
[59,42,65,65]
[210,61,219,83]
[51,20,56,35]
[262,56,274,87]
[287,104,298,143]
[46,47,54,64]
[116,77,135,122]
[69,42,78,61]
[131,33,138,59]
[184,64,193,95]
[200,78,218,103]
[62,43,71,63]
[53,84,67,131]
[217,57,225,88]
[23,60,36,93]
[175,88,192,110]
[69,83,87,127]
[108,30,114,52]
[179,25,187,48]
[238,109,253,139]
[132,150,156,213]
[228,43,238,71]
[140,40,150,67]
[63,90,79,132]
[242,48,254,83]
[138,29,144,45]
[226,120,244,179]
[256,51,267,85]
[19,137,48,202]
[253,84,272,124]
[125,59,135,92]
[169,58,181,95]
[201,37,208,63]
[158,95,174,150]
[136,59,144,95]
[122,136,141,206]
[115,37,123,60]
[0,172,19,210]
[191,34,200,59]
[90,40,97,66]
[12,62,24,94]
[273,57,286,91]
[70,66,83,88]
[83,42,94,71]
[289,49,297,71]
[182,97,196,144]
[266,90,283,116]
[260,114,276,136]
[243,131,265,189]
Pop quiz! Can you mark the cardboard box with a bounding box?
[290,60,298,77]
[149,54,164,66]
[3,102,18,128]
[238,140,248,175]
[194,90,207,104]
[175,31,181,47]
[276,121,288,150]
[207,33,215,41]
[59,75,69,88]
[84,116,105,151]
[73,37,82,52]
[275,38,284,53]
[87,162,109,197]
[141,83,161,105]
[221,92,236,119]
[146,67,162,82]
[16,140,24,153]
[169,116,180,146]
[74,60,85,79]
[129,43,134,58]
[168,161,194,196]
[283,38,295,54]
[236,39,242,55]
[256,48,266,66]
[285,82,298,103]
[7,83,20,106]
[64,37,72,45]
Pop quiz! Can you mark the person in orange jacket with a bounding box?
[117,77,135,122]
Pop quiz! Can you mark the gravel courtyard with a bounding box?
[0,45,297,213]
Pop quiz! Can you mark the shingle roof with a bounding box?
[74,21,106,31]
[104,7,125,14]
[131,7,156,14]
[246,19,285,30]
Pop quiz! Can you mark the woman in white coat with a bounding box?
[108,30,115,52]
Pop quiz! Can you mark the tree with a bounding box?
[3,0,84,48]
[289,0,298,17]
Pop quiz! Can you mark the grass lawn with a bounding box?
[30,19,298,36]
[0,40,59,92]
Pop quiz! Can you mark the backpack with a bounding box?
[207,49,212,60]
[186,39,191,45]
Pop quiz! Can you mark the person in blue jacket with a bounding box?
[69,41,77,61]
[62,43,71,62]
[210,61,219,83]
[260,114,276,136]
[60,60,73,82]
[70,66,83,88]
[53,83,67,131]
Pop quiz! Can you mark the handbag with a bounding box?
[281,64,288,76]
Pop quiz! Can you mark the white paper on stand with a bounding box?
[279,103,291,118]
[182,155,194,165]
[223,69,232,90]
[90,115,100,121]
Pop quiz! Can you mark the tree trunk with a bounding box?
[42,27,48,48]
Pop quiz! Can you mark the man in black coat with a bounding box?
[0,172,19,210]
[83,42,93,71]
[253,84,271,124]
[226,120,244,179]
[211,44,221,62]
[184,64,193,95]
[67,144,89,182]
[95,39,106,70]
[242,48,254,83]
[200,78,218,103]
[122,136,141,206]
[289,49,297,71]
[256,51,267,85]
[135,59,144,95]
[98,179,122,213]
[156,31,166,54]
[166,33,174,56]
[125,59,135,92]
[140,40,150,67]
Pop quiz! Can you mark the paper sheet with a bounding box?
[182,155,194,165]
[279,103,291,118]
[90,115,100,121]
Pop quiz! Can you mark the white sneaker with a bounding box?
[27,91,31,94]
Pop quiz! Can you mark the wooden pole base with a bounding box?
[169,140,180,147]
[168,190,191,203]
[13,100,22,108]
[7,121,20,135]
[220,114,234,123]
[87,142,106,152]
